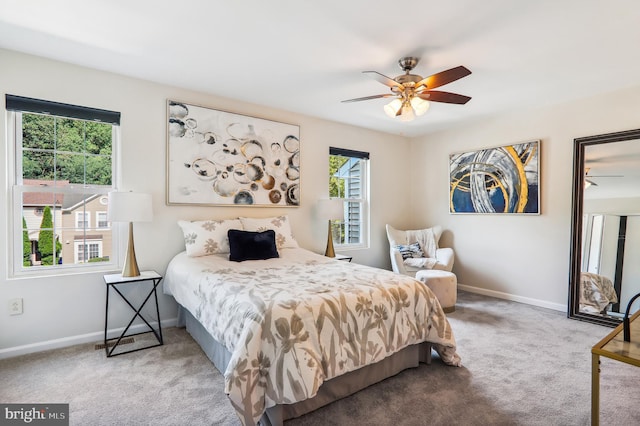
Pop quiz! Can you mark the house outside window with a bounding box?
[329,147,369,249]
[6,94,119,276]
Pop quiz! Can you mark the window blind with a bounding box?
[330,147,370,160]
[6,94,120,125]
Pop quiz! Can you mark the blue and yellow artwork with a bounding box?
[449,141,539,214]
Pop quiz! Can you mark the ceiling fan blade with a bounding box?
[342,94,395,103]
[418,90,471,104]
[363,71,404,89]
[416,65,471,90]
[585,179,598,187]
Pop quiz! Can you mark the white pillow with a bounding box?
[177,219,242,256]
[239,215,299,249]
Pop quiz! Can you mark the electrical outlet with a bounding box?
[9,298,23,315]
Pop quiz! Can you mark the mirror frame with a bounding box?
[569,128,640,327]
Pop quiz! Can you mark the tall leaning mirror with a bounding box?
[569,128,640,327]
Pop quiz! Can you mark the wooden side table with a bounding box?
[591,309,640,425]
[103,270,164,357]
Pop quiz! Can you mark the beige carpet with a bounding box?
[2,291,639,425]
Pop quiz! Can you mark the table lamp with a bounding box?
[107,191,153,277]
[317,198,344,257]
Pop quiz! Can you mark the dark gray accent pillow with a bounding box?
[228,229,279,262]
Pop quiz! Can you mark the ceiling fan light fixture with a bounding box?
[383,98,403,118]
[410,97,430,116]
[343,58,471,122]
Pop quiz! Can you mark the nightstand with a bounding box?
[103,270,164,357]
[334,254,353,262]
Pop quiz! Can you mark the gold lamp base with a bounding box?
[122,222,141,277]
[324,220,336,258]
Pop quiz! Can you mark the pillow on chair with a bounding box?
[395,242,424,260]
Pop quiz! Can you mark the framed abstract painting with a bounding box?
[449,140,540,214]
[166,100,300,206]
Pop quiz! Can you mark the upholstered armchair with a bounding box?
[385,224,455,277]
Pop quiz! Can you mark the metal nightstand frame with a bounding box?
[103,271,164,357]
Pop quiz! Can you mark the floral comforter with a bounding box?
[164,248,460,425]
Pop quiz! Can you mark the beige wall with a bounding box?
[0,48,411,354]
[409,86,640,310]
[4,45,640,356]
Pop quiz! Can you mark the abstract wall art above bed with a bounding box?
[449,140,540,214]
[166,100,300,206]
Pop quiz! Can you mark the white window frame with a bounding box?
[329,148,370,250]
[74,240,103,264]
[76,211,91,231]
[96,211,109,229]
[6,103,120,278]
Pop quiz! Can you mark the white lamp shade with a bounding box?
[410,97,430,116]
[108,191,153,223]
[384,98,403,118]
[317,198,345,221]
[399,101,415,122]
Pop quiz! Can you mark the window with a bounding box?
[74,241,103,263]
[96,211,109,229]
[329,147,369,249]
[76,212,90,230]
[6,94,120,275]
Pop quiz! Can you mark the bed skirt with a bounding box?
[180,306,433,425]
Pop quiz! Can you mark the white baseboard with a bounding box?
[0,318,178,360]
[458,283,567,313]
[0,286,567,359]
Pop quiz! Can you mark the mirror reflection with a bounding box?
[573,135,640,324]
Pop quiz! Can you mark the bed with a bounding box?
[164,217,460,425]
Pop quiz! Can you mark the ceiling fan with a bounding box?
[342,57,472,122]
[584,168,623,188]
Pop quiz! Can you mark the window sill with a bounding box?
[334,244,368,252]
[8,261,120,280]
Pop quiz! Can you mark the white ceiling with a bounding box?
[1,0,640,137]
[584,138,640,200]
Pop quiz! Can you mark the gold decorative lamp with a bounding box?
[107,191,153,277]
[318,198,345,257]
